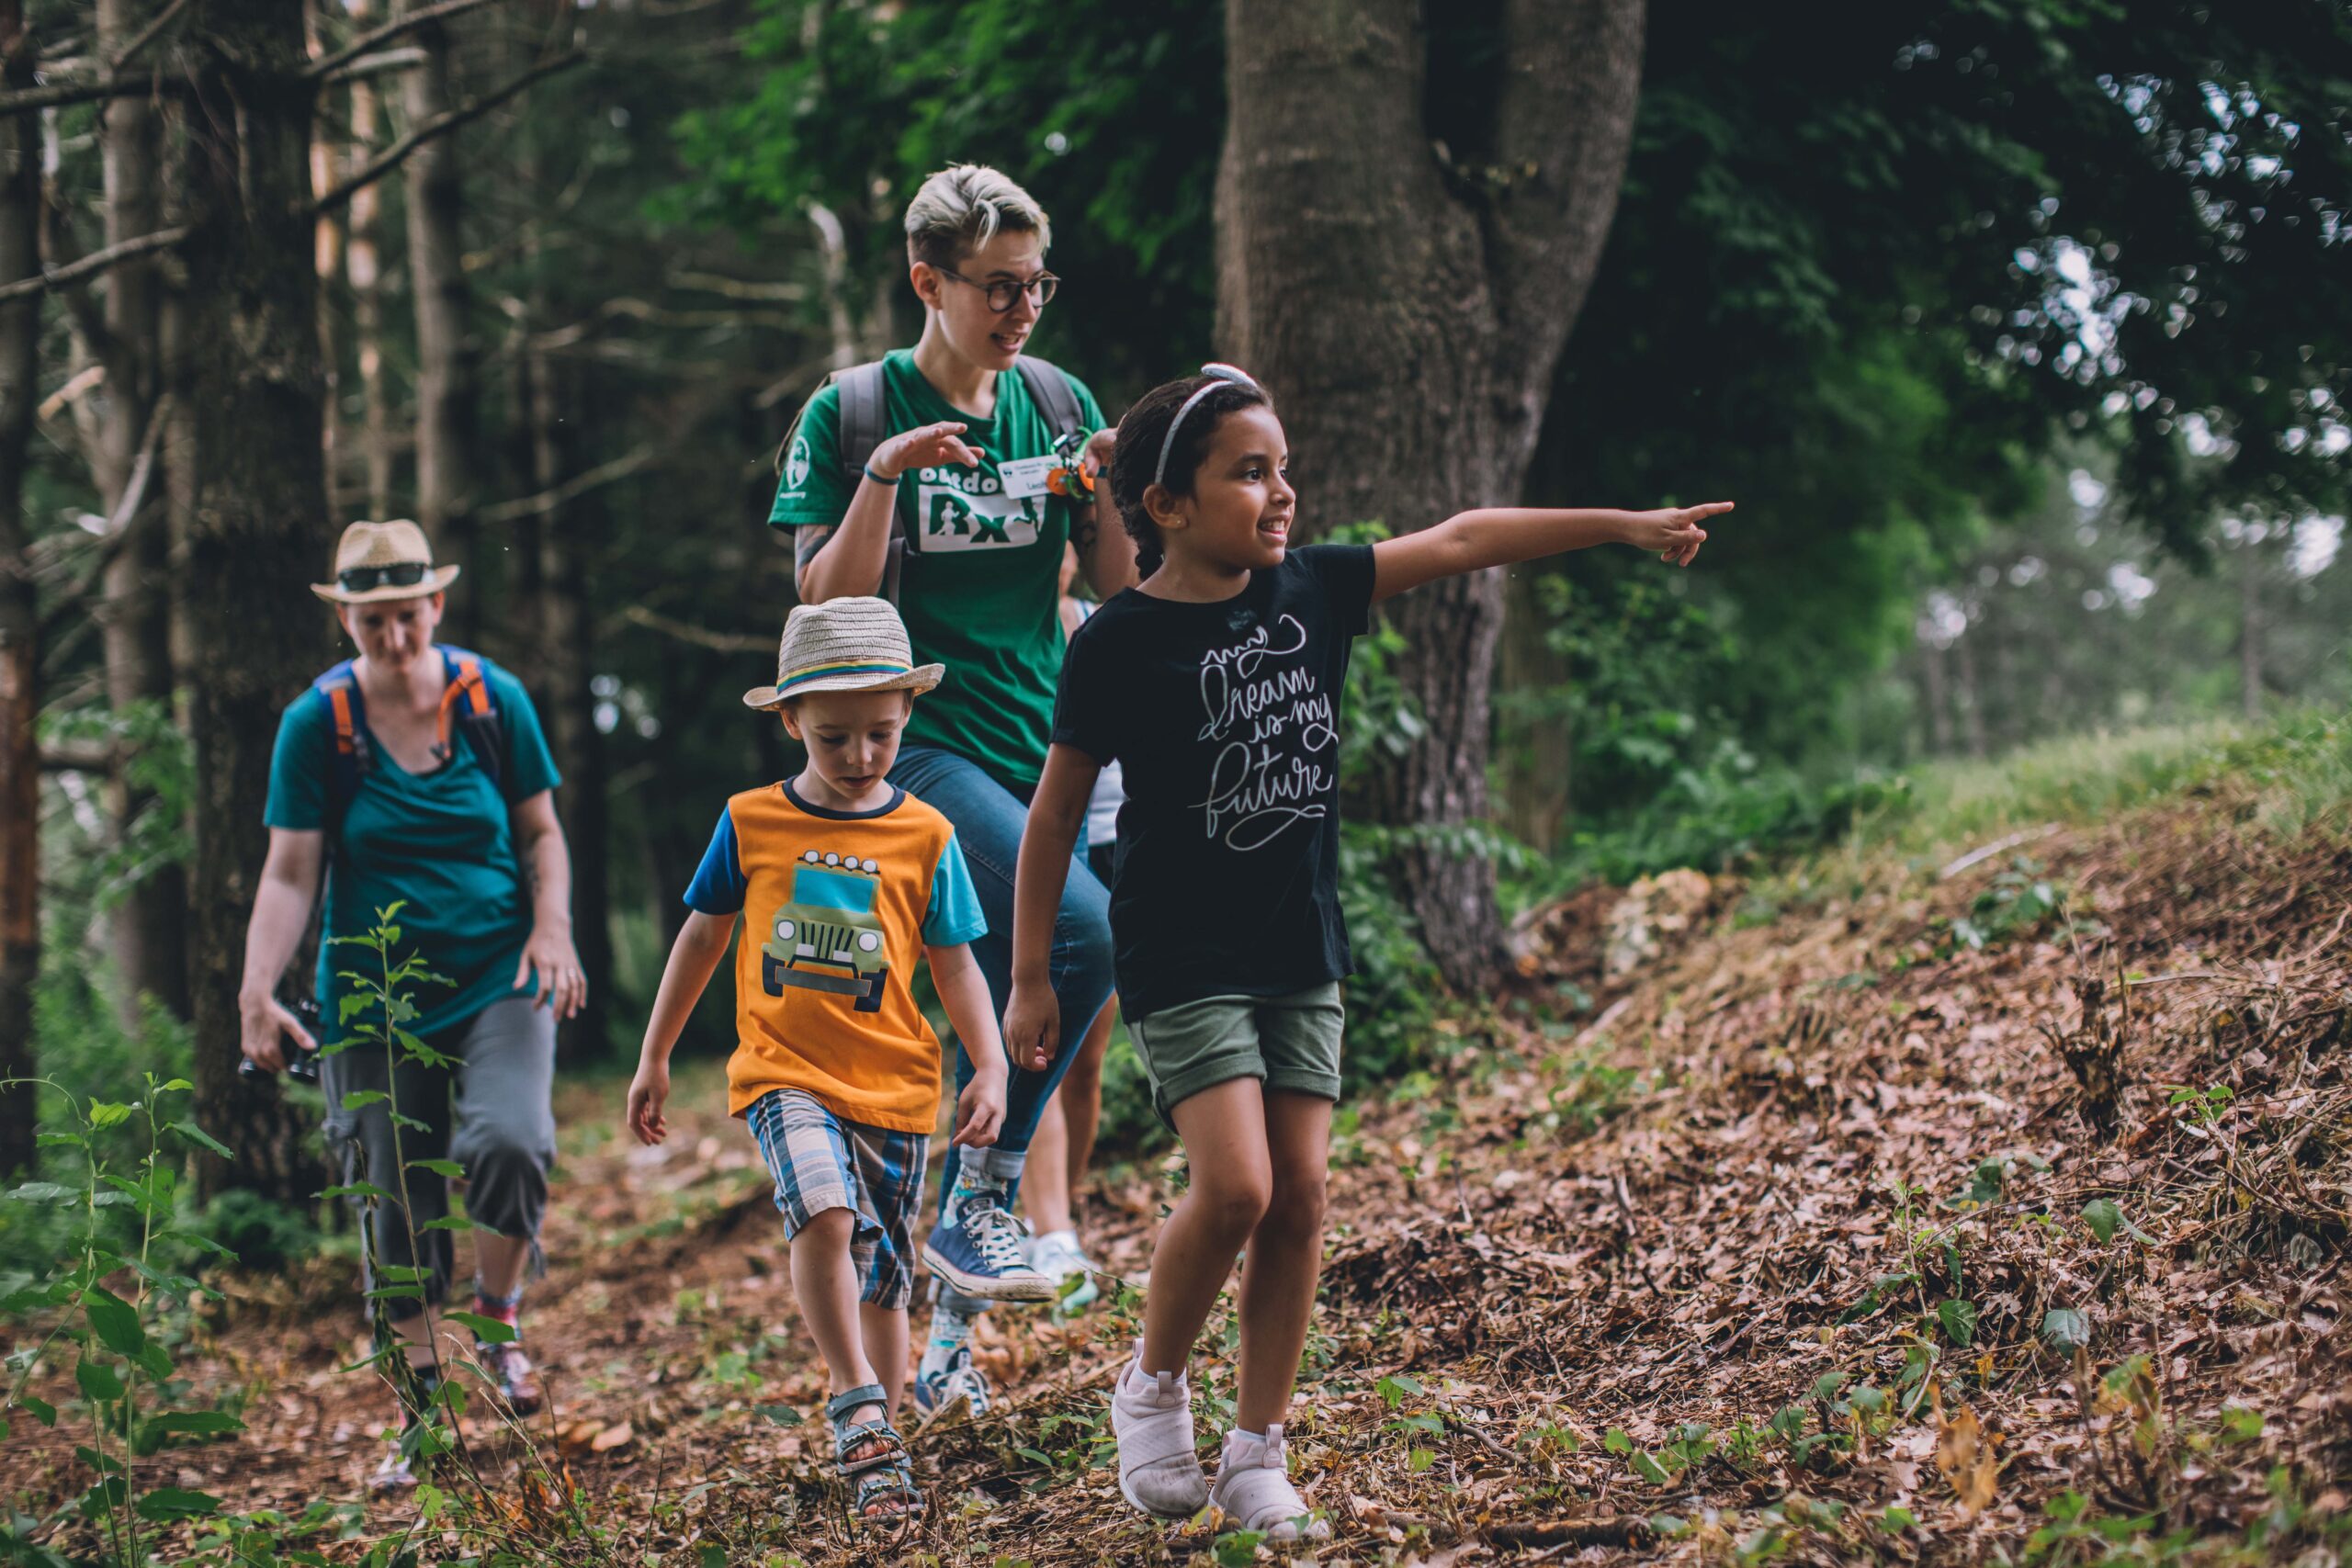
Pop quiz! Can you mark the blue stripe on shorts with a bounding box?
[745,1089,929,1309]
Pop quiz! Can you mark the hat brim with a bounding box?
[742,662,944,710]
[310,564,462,604]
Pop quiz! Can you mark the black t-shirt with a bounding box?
[1051,544,1377,1017]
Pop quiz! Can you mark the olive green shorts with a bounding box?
[1127,983,1346,1131]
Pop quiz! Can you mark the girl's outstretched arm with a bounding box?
[1369,502,1734,604]
[1001,743,1102,1071]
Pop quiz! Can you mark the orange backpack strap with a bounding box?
[434,647,508,789]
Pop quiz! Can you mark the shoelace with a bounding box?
[959,1191,1032,1271]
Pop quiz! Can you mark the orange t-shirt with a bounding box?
[684,781,986,1132]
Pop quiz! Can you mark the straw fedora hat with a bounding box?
[310,519,462,605]
[742,597,945,710]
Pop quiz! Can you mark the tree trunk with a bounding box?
[2238,539,2263,720]
[347,0,393,519]
[1954,625,1988,761]
[95,0,187,1021]
[401,6,481,645]
[0,0,41,1175]
[182,0,334,1198]
[1216,0,1645,987]
[1918,626,1952,756]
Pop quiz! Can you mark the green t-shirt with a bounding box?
[767,350,1106,789]
[263,657,562,1042]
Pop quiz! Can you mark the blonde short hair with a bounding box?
[903,164,1052,272]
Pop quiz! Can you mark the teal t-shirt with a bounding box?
[264,657,562,1043]
[767,350,1107,789]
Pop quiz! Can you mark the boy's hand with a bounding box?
[952,1064,1007,1149]
[626,1058,671,1146]
[871,420,982,481]
[1001,980,1058,1074]
[1628,501,1733,567]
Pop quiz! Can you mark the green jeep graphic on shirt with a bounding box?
[762,850,888,1013]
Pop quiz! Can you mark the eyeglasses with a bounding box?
[938,269,1059,313]
[338,561,430,592]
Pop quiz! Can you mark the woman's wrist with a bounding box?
[863,459,897,487]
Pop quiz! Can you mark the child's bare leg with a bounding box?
[1023,1094,1074,1236]
[789,1210,885,1442]
[859,1302,909,1419]
[1140,1078,1272,1374]
[1234,1092,1331,1432]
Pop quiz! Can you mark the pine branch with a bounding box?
[108,0,187,71]
[320,47,427,86]
[478,443,654,525]
[310,49,584,217]
[0,70,174,115]
[0,223,189,305]
[303,0,506,82]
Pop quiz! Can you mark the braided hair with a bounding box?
[1108,372,1274,577]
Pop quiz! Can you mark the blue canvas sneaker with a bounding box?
[922,1176,1055,1302]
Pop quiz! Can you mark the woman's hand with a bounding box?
[516,924,587,1018]
[1001,978,1058,1074]
[952,1061,1008,1149]
[1626,501,1733,567]
[239,993,318,1075]
[870,420,983,482]
[627,1057,671,1145]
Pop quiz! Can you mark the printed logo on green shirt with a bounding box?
[915,468,1044,552]
[784,435,813,494]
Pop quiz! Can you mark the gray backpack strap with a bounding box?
[1013,355,1086,444]
[831,360,888,478]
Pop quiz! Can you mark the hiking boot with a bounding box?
[1026,1228,1101,1315]
[913,1343,992,1421]
[475,1339,544,1416]
[922,1178,1053,1302]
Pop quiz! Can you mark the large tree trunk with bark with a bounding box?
[1216,0,1645,987]
[346,0,394,519]
[182,0,334,1198]
[0,0,41,1175]
[95,0,187,1021]
[401,5,482,646]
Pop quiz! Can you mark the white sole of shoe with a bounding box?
[1119,1469,1207,1521]
[922,1243,1056,1302]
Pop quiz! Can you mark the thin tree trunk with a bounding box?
[401,3,481,644]
[1954,625,1988,761]
[183,0,334,1198]
[96,0,187,1020]
[0,0,42,1175]
[1216,0,1645,987]
[2239,540,2263,720]
[347,0,393,518]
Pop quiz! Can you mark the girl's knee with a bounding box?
[1261,1168,1328,1235]
[1193,1168,1272,1238]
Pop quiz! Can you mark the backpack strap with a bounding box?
[311,660,370,849]
[435,646,507,792]
[1012,355,1087,446]
[774,361,903,602]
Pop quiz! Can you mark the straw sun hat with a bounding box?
[741,597,945,711]
[310,519,462,604]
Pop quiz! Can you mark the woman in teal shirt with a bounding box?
[237,520,582,1489]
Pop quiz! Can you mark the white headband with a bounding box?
[1152,363,1261,490]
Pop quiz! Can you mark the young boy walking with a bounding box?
[627,596,1012,1533]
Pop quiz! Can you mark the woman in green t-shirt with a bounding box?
[237,520,582,1490]
[774,164,1132,1418]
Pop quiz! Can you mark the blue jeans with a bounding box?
[888,745,1114,1303]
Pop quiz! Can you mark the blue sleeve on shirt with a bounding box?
[485,664,562,801]
[263,693,330,830]
[922,830,988,947]
[684,807,748,915]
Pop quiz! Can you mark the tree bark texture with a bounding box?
[1216,0,1645,987]
[347,0,394,519]
[182,0,334,1198]
[96,0,187,1020]
[401,8,481,645]
[0,0,41,1175]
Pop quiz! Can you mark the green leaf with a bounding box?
[1938,1299,1979,1348]
[420,1213,495,1233]
[337,1090,389,1111]
[17,1394,57,1427]
[445,1311,515,1345]
[753,1404,802,1427]
[2219,1405,2264,1443]
[141,1410,245,1438]
[406,1158,466,1179]
[2082,1197,2123,1245]
[1408,1446,1436,1472]
[87,1102,135,1130]
[1880,1506,1917,1532]
[1603,1427,1634,1454]
[1014,1446,1053,1467]
[1213,1531,1265,1568]
[1962,1157,2005,1206]
[319,1182,393,1203]
[1809,1371,1849,1401]
[6,1181,77,1203]
[1374,1371,1423,1408]
[698,1548,727,1568]
[134,1341,174,1380]
[2041,1308,2091,1349]
[1631,1450,1672,1484]
[134,1487,222,1521]
[168,1122,234,1160]
[339,993,374,1022]
[83,1286,144,1356]
[75,1359,125,1401]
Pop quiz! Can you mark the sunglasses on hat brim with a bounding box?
[337,562,431,592]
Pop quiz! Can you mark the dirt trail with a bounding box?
[10,792,2348,1565]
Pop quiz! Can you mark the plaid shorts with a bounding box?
[745,1089,930,1310]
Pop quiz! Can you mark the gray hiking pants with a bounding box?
[322,994,558,1323]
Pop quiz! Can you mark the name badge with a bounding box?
[999,455,1057,500]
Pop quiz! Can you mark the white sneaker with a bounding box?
[1111,1352,1208,1519]
[1027,1228,1101,1314]
[1209,1425,1327,1541]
